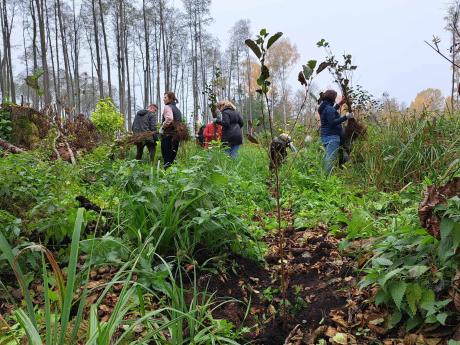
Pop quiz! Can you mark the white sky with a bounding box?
[208,0,454,104]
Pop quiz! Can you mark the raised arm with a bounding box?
[326,107,348,126]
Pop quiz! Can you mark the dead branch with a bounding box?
[425,40,460,69]
[0,139,25,153]
[283,324,301,345]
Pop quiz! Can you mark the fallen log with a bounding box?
[0,138,25,153]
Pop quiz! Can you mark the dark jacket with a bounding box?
[132,109,157,142]
[318,100,347,138]
[162,101,182,123]
[217,107,244,146]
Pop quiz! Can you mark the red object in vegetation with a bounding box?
[203,122,222,148]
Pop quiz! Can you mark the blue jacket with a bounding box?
[318,100,347,138]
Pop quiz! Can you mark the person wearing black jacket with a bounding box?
[132,104,158,161]
[159,91,182,168]
[215,100,244,158]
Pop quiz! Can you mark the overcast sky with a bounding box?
[207,0,454,104]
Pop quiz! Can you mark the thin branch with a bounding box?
[425,40,460,69]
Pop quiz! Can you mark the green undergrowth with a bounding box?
[280,114,460,333]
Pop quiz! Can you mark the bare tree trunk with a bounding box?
[72,0,80,114]
[1,0,15,103]
[54,1,61,114]
[30,0,39,107]
[154,15,161,114]
[124,25,132,129]
[56,0,74,114]
[35,0,51,106]
[46,0,57,107]
[91,0,103,98]
[22,14,30,104]
[142,0,150,107]
[98,0,112,99]
[116,0,126,118]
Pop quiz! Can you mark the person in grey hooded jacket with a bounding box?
[132,104,158,161]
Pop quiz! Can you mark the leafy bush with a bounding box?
[360,196,460,331]
[0,108,12,140]
[90,98,125,139]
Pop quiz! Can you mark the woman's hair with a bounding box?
[164,91,178,103]
[319,90,337,103]
[216,100,236,110]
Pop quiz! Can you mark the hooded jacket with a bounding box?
[217,107,244,146]
[318,100,347,138]
[132,110,157,143]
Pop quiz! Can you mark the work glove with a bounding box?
[346,113,354,119]
[289,143,298,153]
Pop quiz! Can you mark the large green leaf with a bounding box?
[406,283,422,316]
[244,39,261,59]
[307,60,317,70]
[388,281,407,310]
[407,265,429,278]
[267,32,283,49]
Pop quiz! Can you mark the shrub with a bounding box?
[90,98,125,140]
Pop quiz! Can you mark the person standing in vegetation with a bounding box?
[132,104,158,162]
[203,111,223,149]
[159,92,182,168]
[215,100,244,158]
[318,90,353,174]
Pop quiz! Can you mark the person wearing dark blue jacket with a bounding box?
[317,90,353,174]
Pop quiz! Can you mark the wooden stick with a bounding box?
[0,139,25,153]
[283,324,301,345]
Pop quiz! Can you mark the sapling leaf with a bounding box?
[245,39,262,59]
[316,62,331,74]
[307,60,317,70]
[257,65,270,86]
[302,65,313,79]
[260,28,268,37]
[267,32,283,49]
[317,39,328,47]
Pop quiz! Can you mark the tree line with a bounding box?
[0,0,311,132]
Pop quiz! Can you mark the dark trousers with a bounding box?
[161,136,179,169]
[135,141,156,161]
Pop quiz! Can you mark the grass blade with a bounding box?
[0,231,37,328]
[59,208,84,345]
[15,309,43,345]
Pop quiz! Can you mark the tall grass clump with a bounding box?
[349,112,460,190]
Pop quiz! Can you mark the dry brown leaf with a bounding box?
[325,326,337,338]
